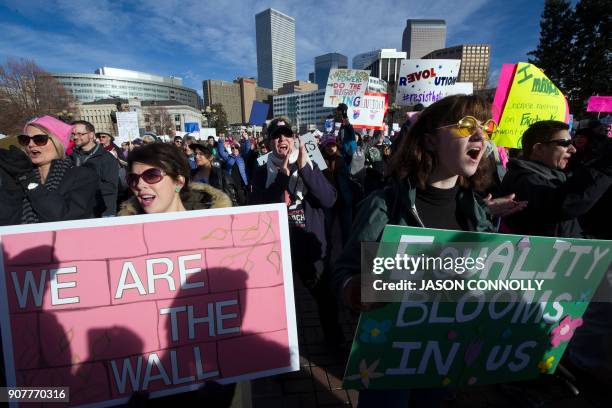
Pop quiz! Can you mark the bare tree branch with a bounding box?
[0,57,76,135]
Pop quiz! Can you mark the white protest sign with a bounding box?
[323,69,370,108]
[395,59,461,107]
[367,77,388,94]
[347,93,388,130]
[299,133,327,170]
[115,111,139,144]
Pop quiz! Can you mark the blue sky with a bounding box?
[0,0,554,95]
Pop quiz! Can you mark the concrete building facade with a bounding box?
[255,8,296,90]
[402,19,446,59]
[314,53,348,89]
[352,49,407,84]
[77,98,203,137]
[203,79,275,125]
[52,67,200,108]
[423,44,490,90]
[278,80,318,95]
[272,89,335,133]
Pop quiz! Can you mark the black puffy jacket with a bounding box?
[500,158,612,238]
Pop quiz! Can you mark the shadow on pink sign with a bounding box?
[1,209,296,407]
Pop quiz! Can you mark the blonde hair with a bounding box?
[25,124,66,160]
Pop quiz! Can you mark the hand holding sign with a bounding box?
[296,138,309,170]
[298,133,327,170]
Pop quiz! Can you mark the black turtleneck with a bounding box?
[415,184,461,230]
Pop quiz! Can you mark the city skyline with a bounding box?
[0,0,558,95]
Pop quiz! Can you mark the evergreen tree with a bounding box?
[527,0,574,94]
[210,103,228,135]
[572,0,611,114]
[530,0,611,115]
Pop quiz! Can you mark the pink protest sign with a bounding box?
[587,96,612,113]
[492,64,517,124]
[0,204,298,407]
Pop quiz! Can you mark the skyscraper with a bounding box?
[402,19,446,59]
[424,44,491,91]
[314,52,348,89]
[255,8,296,91]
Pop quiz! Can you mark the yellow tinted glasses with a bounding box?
[436,116,497,138]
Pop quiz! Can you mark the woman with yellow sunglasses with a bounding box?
[333,94,525,408]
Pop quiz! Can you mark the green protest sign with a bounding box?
[343,226,612,389]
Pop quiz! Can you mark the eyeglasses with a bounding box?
[18,134,50,147]
[126,168,166,189]
[541,139,574,148]
[72,132,90,137]
[436,116,497,138]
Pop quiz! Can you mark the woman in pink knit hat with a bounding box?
[13,115,99,223]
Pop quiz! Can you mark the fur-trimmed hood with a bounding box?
[118,182,232,216]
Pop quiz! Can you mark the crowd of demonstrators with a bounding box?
[1,94,611,405]
[190,142,240,206]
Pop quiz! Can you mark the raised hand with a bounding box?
[484,193,528,218]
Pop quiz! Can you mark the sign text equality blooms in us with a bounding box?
[370,241,610,293]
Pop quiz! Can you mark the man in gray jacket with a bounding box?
[70,120,119,216]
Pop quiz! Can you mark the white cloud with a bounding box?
[0,0,506,90]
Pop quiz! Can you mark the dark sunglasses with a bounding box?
[270,133,294,141]
[18,134,50,147]
[542,139,573,147]
[126,168,166,189]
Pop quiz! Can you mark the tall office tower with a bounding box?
[402,19,446,59]
[314,52,348,89]
[255,8,296,91]
[424,44,490,91]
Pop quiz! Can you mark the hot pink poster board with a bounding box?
[492,64,517,124]
[0,205,298,407]
[587,96,612,113]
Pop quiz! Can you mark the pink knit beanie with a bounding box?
[24,116,73,152]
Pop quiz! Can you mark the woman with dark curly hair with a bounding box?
[118,142,231,215]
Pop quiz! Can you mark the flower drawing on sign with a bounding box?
[359,319,391,344]
[345,359,384,388]
[550,315,583,347]
[464,339,484,366]
[538,355,555,373]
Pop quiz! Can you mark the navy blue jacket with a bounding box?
[250,161,337,259]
